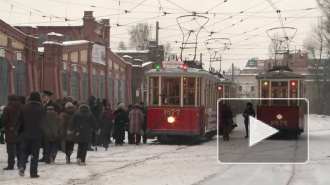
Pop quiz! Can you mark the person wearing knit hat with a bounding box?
[42,105,59,164]
[59,102,76,164]
[113,103,128,146]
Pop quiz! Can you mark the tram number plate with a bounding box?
[164,109,181,116]
[270,120,288,126]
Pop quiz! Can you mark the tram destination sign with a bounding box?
[271,81,288,87]
[162,53,184,68]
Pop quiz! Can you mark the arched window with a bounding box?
[108,77,113,105]
[62,70,70,97]
[92,74,98,97]
[121,79,126,103]
[100,76,105,99]
[115,78,119,105]
[0,57,9,105]
[13,60,26,96]
[71,71,79,100]
[81,73,88,101]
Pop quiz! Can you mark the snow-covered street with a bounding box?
[0,114,329,185]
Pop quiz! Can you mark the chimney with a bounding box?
[83,11,94,20]
[47,32,63,43]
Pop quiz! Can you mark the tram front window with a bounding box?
[149,77,159,105]
[161,77,180,106]
[271,81,288,105]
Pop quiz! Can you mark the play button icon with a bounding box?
[249,116,279,147]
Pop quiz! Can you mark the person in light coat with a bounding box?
[128,104,144,145]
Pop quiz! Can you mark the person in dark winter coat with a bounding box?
[0,106,5,144]
[221,104,233,141]
[68,102,99,166]
[39,90,59,163]
[88,96,102,148]
[243,102,255,138]
[1,94,22,170]
[113,103,128,146]
[16,91,45,178]
[59,102,76,163]
[98,107,112,148]
[129,104,144,145]
[139,102,147,144]
[42,106,60,164]
[126,104,133,144]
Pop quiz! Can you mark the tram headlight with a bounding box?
[167,116,175,123]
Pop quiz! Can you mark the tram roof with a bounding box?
[256,70,305,79]
[146,68,223,81]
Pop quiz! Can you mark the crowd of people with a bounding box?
[0,91,147,178]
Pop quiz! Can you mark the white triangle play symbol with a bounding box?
[249,116,279,147]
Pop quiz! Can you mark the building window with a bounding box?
[13,61,25,96]
[100,76,105,99]
[62,70,70,97]
[114,78,119,105]
[108,77,113,105]
[81,73,88,101]
[251,86,254,91]
[71,71,79,100]
[121,80,126,103]
[238,86,242,92]
[0,57,9,105]
[92,74,98,97]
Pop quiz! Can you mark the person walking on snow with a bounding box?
[68,101,99,166]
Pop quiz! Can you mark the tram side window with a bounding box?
[161,77,180,106]
[183,77,195,106]
[149,77,159,105]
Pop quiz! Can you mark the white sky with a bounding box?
[0,0,321,71]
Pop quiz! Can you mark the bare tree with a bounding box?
[303,19,325,113]
[128,23,153,50]
[164,42,172,60]
[118,40,127,50]
[315,0,330,115]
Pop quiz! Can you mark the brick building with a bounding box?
[0,20,39,105]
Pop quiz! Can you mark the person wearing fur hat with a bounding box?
[68,101,99,166]
[59,102,76,163]
[113,103,128,146]
[42,106,60,164]
[16,91,45,178]
[1,94,22,170]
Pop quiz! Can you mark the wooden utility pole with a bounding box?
[156,21,159,65]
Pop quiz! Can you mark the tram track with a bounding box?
[67,143,195,185]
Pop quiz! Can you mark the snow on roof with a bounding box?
[63,40,90,45]
[142,61,154,67]
[13,24,38,28]
[112,49,149,54]
[43,41,62,45]
[122,55,132,58]
[38,47,44,53]
[47,32,63,37]
[244,67,257,69]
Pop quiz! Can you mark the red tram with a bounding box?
[146,62,236,141]
[256,68,306,136]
